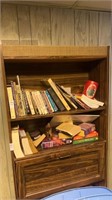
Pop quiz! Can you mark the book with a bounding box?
[21,137,33,155]
[79,122,95,135]
[46,90,59,112]
[31,91,43,115]
[58,132,72,139]
[33,134,46,147]
[40,91,53,114]
[26,132,38,153]
[73,136,98,144]
[25,90,35,115]
[56,85,77,109]
[79,94,104,109]
[19,129,33,155]
[12,127,24,158]
[47,78,71,111]
[36,91,48,115]
[74,95,91,109]
[16,75,26,116]
[56,122,81,137]
[7,86,16,119]
[22,89,31,115]
[47,88,62,111]
[56,84,78,109]
[10,81,19,117]
[16,84,26,116]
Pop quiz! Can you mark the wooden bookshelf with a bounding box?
[1,45,109,199]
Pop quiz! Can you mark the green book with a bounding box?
[73,137,98,144]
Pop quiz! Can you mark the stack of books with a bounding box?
[7,76,104,119]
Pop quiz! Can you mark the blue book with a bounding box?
[47,88,65,111]
[45,90,59,112]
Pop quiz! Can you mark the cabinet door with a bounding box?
[15,141,105,199]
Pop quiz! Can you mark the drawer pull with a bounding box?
[58,154,71,160]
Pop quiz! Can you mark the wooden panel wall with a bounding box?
[2,4,111,46]
[0,3,112,200]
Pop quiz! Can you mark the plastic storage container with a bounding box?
[41,186,112,200]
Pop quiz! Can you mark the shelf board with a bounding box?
[11,106,105,122]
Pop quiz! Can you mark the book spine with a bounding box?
[22,89,31,115]
[36,91,48,114]
[30,91,39,115]
[31,91,42,115]
[10,81,19,117]
[25,90,35,115]
[43,91,54,113]
[16,85,26,116]
[7,87,16,119]
[33,134,46,147]
[74,96,90,110]
[40,91,52,114]
[73,137,98,144]
[48,78,71,111]
[46,90,59,112]
[47,88,64,111]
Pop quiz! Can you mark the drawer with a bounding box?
[15,141,105,199]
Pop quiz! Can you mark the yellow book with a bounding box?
[12,128,24,158]
[56,122,81,137]
[33,134,46,147]
[77,130,85,137]
[21,137,33,155]
[7,87,16,119]
[59,132,72,139]
[48,78,71,111]
[26,132,38,153]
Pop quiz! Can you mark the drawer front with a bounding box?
[15,141,105,199]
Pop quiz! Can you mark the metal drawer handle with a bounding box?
[58,154,71,160]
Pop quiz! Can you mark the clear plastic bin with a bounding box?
[41,186,112,200]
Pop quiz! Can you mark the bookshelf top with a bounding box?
[2,45,109,61]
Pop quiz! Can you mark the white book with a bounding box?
[25,90,35,115]
[31,91,43,115]
[36,91,48,115]
[81,94,99,109]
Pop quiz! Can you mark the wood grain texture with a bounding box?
[2,45,108,58]
[30,6,51,45]
[17,5,31,44]
[1,3,112,198]
[99,12,111,45]
[16,141,105,199]
[2,45,108,198]
[51,8,74,45]
[0,46,15,200]
[89,11,99,46]
[1,4,19,44]
[75,10,89,46]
